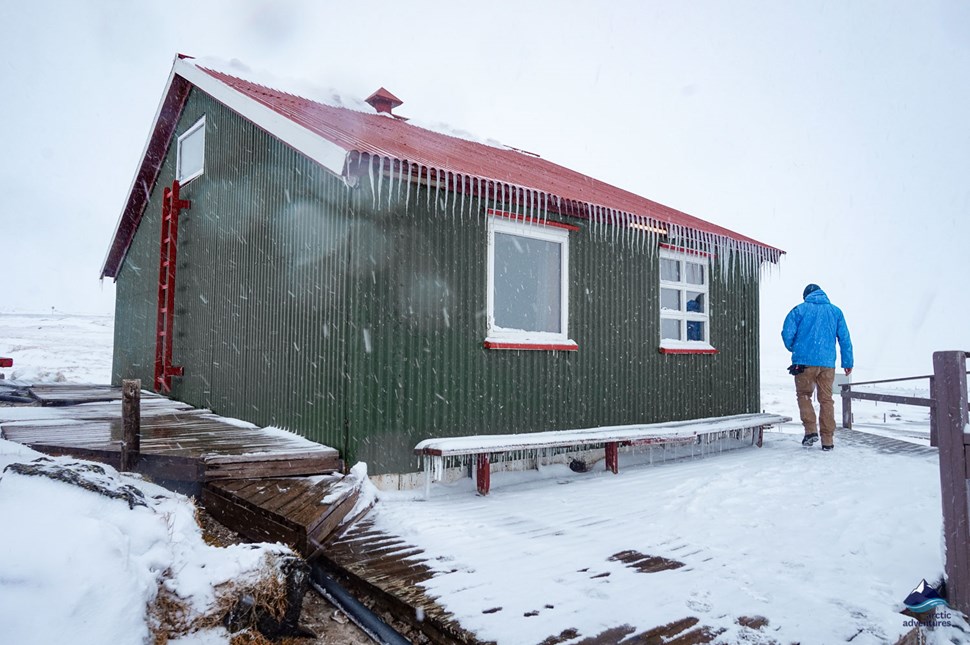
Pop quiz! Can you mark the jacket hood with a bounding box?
[804,288,831,304]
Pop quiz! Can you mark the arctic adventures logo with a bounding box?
[902,579,952,628]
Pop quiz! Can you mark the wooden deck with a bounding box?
[0,384,341,492]
[1,384,364,551]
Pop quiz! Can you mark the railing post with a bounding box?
[121,379,141,472]
[933,351,970,614]
[841,383,853,429]
[930,375,938,448]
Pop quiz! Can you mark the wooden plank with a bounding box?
[206,479,307,531]
[136,454,204,482]
[27,444,121,468]
[204,449,340,464]
[845,391,934,407]
[286,480,352,526]
[204,457,341,480]
[202,486,304,550]
[305,489,360,537]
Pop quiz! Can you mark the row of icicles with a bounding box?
[420,427,756,483]
[350,152,783,280]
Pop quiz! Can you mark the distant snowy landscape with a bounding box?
[0,311,967,644]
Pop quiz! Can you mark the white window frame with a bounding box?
[176,116,206,184]
[659,247,715,351]
[486,216,574,347]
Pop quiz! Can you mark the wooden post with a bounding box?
[930,375,938,448]
[841,384,853,429]
[121,379,141,472]
[934,351,970,614]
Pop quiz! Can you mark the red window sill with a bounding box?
[658,347,719,355]
[484,341,578,351]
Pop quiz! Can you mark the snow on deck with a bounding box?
[367,429,943,644]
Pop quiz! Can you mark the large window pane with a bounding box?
[661,318,681,340]
[494,232,562,333]
[685,262,704,285]
[660,288,680,311]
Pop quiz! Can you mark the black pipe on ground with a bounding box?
[0,394,34,404]
[309,564,411,645]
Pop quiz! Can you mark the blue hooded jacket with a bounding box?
[781,287,854,369]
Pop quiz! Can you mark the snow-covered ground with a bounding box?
[0,312,114,383]
[0,312,303,645]
[0,311,966,643]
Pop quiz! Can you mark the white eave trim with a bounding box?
[174,58,349,178]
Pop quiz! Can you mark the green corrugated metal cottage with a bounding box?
[101,55,784,479]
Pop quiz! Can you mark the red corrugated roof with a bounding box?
[198,66,779,253]
[102,58,782,278]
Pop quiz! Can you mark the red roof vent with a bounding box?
[365,87,403,115]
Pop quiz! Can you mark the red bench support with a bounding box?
[476,454,491,495]
[605,441,619,474]
[0,358,12,368]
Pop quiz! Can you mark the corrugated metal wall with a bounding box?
[113,88,762,475]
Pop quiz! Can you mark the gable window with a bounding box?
[485,215,577,350]
[176,116,206,184]
[659,247,716,353]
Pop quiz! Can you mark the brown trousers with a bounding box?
[794,366,836,446]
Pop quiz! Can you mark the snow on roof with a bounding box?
[101,54,784,279]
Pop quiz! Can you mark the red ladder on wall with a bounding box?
[154,180,191,393]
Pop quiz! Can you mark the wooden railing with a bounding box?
[836,357,970,614]
[840,371,970,447]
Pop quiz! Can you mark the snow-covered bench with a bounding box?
[414,412,791,495]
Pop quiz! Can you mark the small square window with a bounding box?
[177,116,205,183]
[659,248,713,350]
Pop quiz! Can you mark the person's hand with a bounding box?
[845,368,853,376]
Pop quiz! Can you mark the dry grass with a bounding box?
[149,554,293,643]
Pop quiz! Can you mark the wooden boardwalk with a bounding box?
[0,384,341,490]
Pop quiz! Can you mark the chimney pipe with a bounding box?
[365,87,403,115]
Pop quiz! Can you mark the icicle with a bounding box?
[425,165,431,211]
[367,156,377,208]
[384,158,393,210]
[376,156,384,209]
[404,161,412,216]
[460,174,466,219]
[434,168,442,217]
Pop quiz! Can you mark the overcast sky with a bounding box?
[2,1,968,378]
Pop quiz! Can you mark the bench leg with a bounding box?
[476,453,490,495]
[605,442,619,474]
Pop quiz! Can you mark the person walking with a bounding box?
[781,284,854,451]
